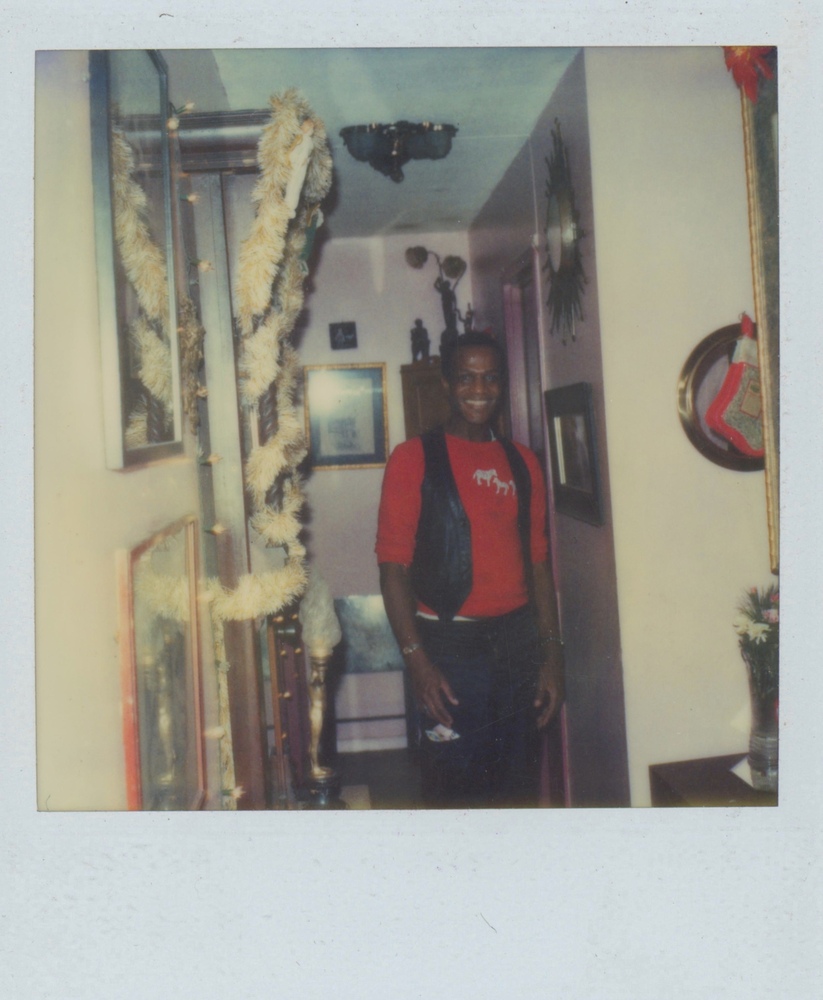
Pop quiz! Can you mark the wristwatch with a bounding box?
[539,634,565,648]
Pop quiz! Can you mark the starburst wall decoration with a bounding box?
[542,120,586,345]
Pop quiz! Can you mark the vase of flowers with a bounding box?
[734,585,779,792]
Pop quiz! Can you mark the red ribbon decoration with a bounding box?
[723,46,775,103]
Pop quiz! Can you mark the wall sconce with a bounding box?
[339,121,458,182]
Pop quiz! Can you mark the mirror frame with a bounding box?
[117,515,206,810]
[89,49,184,469]
[741,54,779,571]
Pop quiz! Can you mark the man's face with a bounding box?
[443,345,504,429]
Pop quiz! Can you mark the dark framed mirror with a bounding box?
[89,50,183,468]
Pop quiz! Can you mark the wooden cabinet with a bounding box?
[400,358,451,440]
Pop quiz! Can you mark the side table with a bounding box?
[649,754,777,807]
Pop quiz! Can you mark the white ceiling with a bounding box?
[203,47,579,238]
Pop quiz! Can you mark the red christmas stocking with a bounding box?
[705,313,764,457]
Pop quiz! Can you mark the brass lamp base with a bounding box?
[300,650,348,809]
[304,769,347,810]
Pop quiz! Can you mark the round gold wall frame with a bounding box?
[677,322,765,472]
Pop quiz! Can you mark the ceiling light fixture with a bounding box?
[339,120,458,183]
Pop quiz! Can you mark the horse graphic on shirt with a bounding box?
[473,468,516,495]
[473,468,497,487]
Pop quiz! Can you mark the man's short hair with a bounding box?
[441,332,507,383]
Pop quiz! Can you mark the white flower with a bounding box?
[733,615,752,636]
[749,622,770,644]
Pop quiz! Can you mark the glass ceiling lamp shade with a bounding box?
[339,121,458,182]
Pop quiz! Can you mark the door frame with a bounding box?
[501,245,571,806]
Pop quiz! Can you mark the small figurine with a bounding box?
[435,275,459,333]
[411,318,430,362]
[435,276,460,357]
[461,303,475,334]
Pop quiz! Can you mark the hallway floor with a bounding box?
[336,748,423,810]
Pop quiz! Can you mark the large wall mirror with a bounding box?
[117,516,206,810]
[89,50,183,468]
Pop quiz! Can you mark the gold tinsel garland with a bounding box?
[110,127,168,320]
[178,297,206,433]
[110,127,206,441]
[224,88,332,620]
[110,128,171,445]
[199,91,331,808]
[134,568,190,623]
[132,314,173,406]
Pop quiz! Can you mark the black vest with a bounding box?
[410,428,532,621]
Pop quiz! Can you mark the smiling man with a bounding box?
[377,332,565,807]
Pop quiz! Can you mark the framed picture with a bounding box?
[329,321,358,350]
[303,363,388,470]
[116,516,206,810]
[544,381,604,525]
[89,50,184,468]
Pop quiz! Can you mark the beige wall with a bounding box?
[585,47,775,804]
[34,52,209,809]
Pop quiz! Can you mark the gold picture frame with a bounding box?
[740,52,779,571]
[303,363,389,470]
[116,516,206,810]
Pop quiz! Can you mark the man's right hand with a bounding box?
[406,650,459,727]
[379,561,459,727]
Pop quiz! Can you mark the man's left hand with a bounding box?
[534,649,565,729]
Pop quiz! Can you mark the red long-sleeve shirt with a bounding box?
[376,433,548,618]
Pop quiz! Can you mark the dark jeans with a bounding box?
[413,605,542,809]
